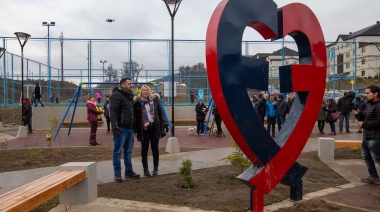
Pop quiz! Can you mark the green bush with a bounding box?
[179,159,194,189]
[222,142,252,173]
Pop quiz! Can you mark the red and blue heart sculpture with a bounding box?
[206,0,326,211]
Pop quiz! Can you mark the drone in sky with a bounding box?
[106,19,115,22]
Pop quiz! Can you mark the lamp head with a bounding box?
[50,22,55,26]
[42,22,48,26]
[14,32,31,47]
[164,0,181,4]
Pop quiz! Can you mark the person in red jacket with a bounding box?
[87,96,103,146]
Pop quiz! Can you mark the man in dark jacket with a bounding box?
[275,94,287,131]
[286,92,294,115]
[257,93,268,124]
[212,104,223,137]
[354,85,380,184]
[337,92,354,133]
[110,78,140,182]
[103,96,111,133]
[34,83,44,107]
[22,98,33,134]
[354,96,366,133]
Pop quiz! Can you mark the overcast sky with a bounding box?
[0,0,378,82]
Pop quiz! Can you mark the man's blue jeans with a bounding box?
[362,139,380,178]
[113,128,135,175]
[339,112,350,132]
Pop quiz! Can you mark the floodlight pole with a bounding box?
[163,0,182,137]
[42,21,55,103]
[14,32,30,124]
[100,60,107,98]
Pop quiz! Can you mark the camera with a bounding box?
[346,91,355,99]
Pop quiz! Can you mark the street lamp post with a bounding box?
[163,0,182,137]
[100,60,107,98]
[0,47,5,59]
[14,32,31,125]
[42,21,55,103]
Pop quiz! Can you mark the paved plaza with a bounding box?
[0,124,379,211]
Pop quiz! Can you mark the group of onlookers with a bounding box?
[250,92,295,137]
[86,78,169,182]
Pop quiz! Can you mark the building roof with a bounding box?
[329,21,380,46]
[345,21,380,40]
[270,47,298,57]
[252,53,271,60]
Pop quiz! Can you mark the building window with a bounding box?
[346,52,350,58]
[362,47,366,53]
[293,61,297,64]
[362,71,365,76]
[346,63,350,69]
[285,61,289,65]
[362,59,365,65]
[330,66,334,72]
[331,58,333,62]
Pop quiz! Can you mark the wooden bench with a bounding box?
[0,170,84,211]
[335,140,361,148]
[0,162,96,211]
[63,120,104,124]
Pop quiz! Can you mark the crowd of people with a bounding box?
[250,92,295,138]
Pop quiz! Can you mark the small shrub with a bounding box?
[351,147,362,154]
[179,159,194,189]
[222,142,252,173]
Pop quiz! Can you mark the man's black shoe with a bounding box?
[144,168,151,177]
[125,170,140,179]
[114,174,122,182]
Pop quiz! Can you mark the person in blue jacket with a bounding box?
[266,95,277,137]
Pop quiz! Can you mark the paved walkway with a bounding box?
[0,125,379,211]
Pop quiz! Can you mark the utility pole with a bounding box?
[60,32,63,82]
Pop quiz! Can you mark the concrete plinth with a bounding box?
[318,137,335,161]
[59,162,97,205]
[166,137,180,153]
[17,126,27,138]
[0,122,3,131]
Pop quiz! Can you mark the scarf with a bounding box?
[140,97,154,130]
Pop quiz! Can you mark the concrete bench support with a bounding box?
[0,122,4,131]
[166,137,180,153]
[59,162,97,205]
[17,126,27,138]
[318,137,335,161]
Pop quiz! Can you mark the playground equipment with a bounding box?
[53,81,171,141]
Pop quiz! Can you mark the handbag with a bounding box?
[331,111,339,122]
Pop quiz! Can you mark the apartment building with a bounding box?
[327,21,380,78]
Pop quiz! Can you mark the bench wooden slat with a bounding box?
[0,170,68,203]
[335,140,362,148]
[63,120,103,124]
[0,170,85,212]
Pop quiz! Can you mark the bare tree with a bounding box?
[104,64,119,83]
[121,60,144,82]
[177,62,206,84]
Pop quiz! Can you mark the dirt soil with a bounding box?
[98,148,362,212]
[0,144,365,212]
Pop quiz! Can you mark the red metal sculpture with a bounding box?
[206,0,326,211]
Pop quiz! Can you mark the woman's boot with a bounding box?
[144,168,151,177]
[153,167,158,176]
